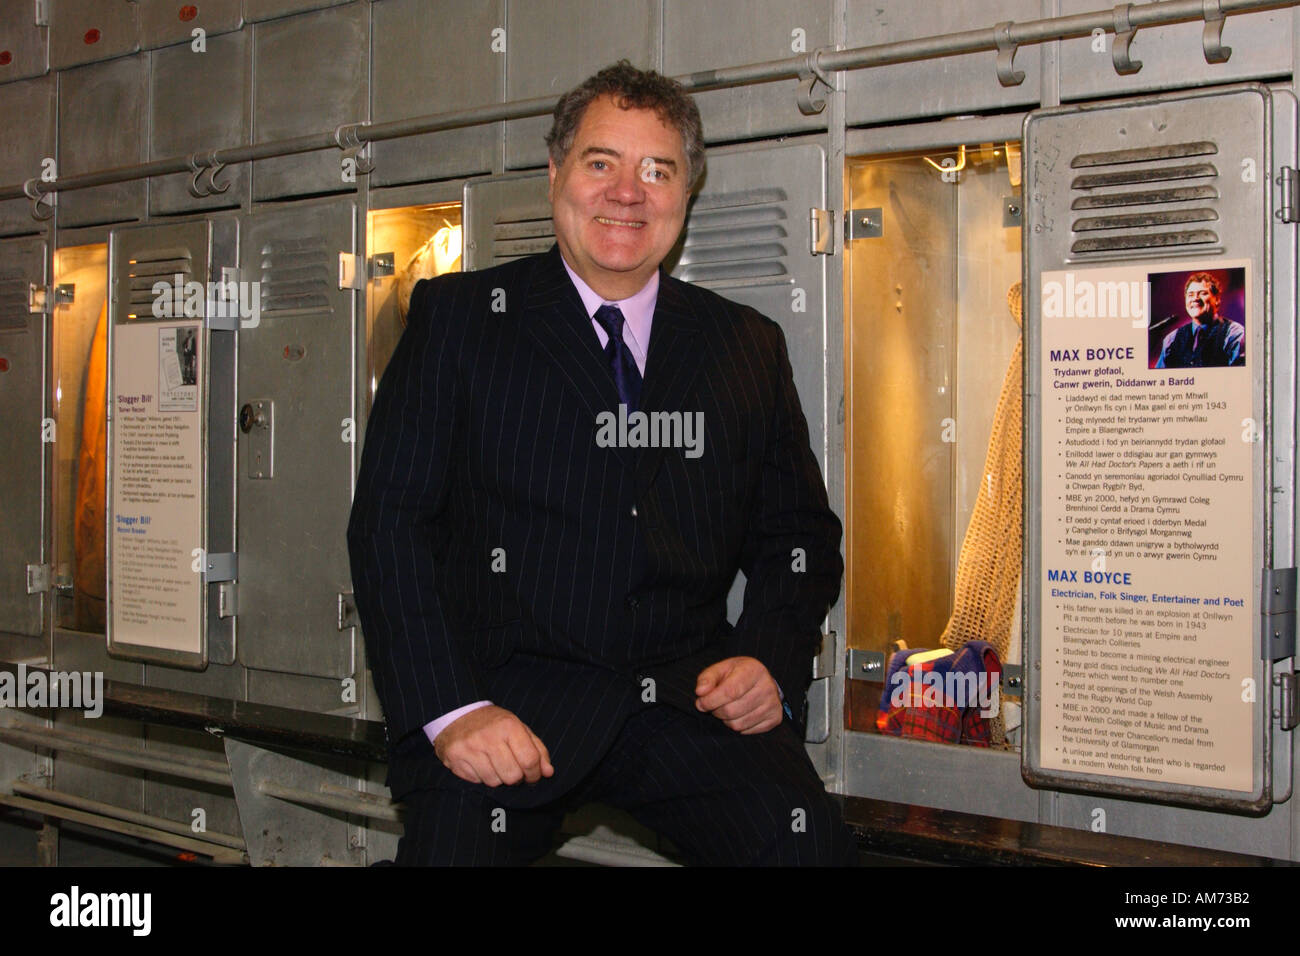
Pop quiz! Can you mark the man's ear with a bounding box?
[547,158,557,202]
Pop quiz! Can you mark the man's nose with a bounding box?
[606,165,646,204]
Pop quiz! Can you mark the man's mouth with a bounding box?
[595,216,644,228]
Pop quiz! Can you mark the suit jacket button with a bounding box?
[630,504,638,517]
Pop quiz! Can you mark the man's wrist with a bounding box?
[423,700,494,746]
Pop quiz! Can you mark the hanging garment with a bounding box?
[876,641,1002,746]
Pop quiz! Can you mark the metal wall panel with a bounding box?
[370,0,501,187]
[504,0,660,171]
[0,2,49,83]
[56,54,148,228]
[1058,1,1292,101]
[139,0,244,51]
[150,31,251,215]
[844,0,1043,127]
[143,724,242,838]
[662,0,830,143]
[243,0,353,23]
[0,237,47,638]
[236,198,356,679]
[50,0,140,70]
[0,74,55,237]
[252,3,368,200]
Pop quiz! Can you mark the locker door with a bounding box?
[237,197,356,680]
[1024,84,1286,815]
[251,3,368,201]
[463,172,553,271]
[0,74,55,237]
[49,0,140,70]
[0,237,48,638]
[139,0,243,50]
[0,1,49,83]
[57,54,148,228]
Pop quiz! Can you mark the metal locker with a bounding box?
[0,74,55,237]
[49,0,140,70]
[463,172,553,270]
[0,1,50,83]
[662,0,830,144]
[252,3,368,201]
[370,0,501,188]
[56,54,148,228]
[150,30,251,215]
[844,0,1043,127]
[0,236,48,639]
[242,0,352,23]
[504,0,661,171]
[236,197,357,680]
[1023,84,1290,818]
[105,218,237,670]
[139,0,243,51]
[1057,1,1293,101]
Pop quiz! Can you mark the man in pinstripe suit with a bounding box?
[347,62,855,865]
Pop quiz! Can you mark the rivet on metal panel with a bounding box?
[993,21,1025,87]
[1111,4,1143,75]
[1003,196,1022,227]
[1201,0,1232,64]
[22,179,54,221]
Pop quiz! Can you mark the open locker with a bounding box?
[1024,83,1297,818]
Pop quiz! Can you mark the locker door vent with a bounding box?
[122,246,195,320]
[258,237,334,317]
[1069,141,1220,256]
[490,215,555,266]
[675,187,791,285]
[0,269,31,333]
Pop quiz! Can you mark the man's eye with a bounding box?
[591,160,607,170]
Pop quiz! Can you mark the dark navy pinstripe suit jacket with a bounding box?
[346,244,843,806]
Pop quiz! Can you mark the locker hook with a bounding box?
[22,178,54,221]
[796,49,834,116]
[1111,4,1143,75]
[993,21,1025,87]
[335,122,375,175]
[188,150,230,198]
[1202,0,1232,64]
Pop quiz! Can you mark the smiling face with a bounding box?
[1184,280,1220,324]
[548,95,691,300]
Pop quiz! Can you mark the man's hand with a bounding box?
[433,705,555,787]
[695,656,783,734]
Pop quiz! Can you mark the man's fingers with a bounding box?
[528,732,555,777]
[450,759,483,785]
[697,666,761,712]
[505,731,545,784]
[483,743,523,786]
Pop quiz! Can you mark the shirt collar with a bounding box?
[560,255,659,357]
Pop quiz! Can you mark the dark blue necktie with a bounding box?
[593,304,642,413]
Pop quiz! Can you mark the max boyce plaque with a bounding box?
[109,319,205,656]
[1038,260,1255,793]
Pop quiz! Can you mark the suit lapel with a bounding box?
[637,271,705,488]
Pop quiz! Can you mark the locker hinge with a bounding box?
[33,0,48,28]
[202,552,237,584]
[1277,167,1299,223]
[338,253,364,291]
[809,208,835,255]
[1276,672,1298,732]
[25,564,50,594]
[1263,567,1297,661]
[844,207,882,241]
[812,631,838,679]
[217,581,237,619]
[28,284,48,315]
[338,591,358,631]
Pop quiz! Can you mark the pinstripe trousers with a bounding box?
[394,702,857,866]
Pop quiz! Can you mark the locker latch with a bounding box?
[339,254,365,291]
[25,564,50,594]
[844,208,882,241]
[369,253,395,279]
[202,552,237,584]
[53,284,74,305]
[812,631,838,679]
[1276,167,1298,224]
[27,284,47,315]
[338,591,359,631]
[809,208,835,256]
[33,0,48,28]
